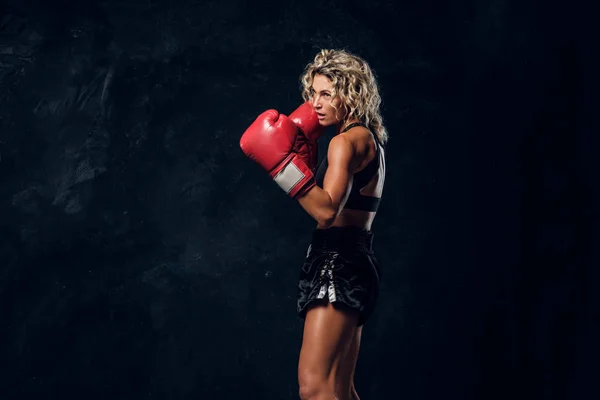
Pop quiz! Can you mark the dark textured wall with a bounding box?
[1,0,597,399]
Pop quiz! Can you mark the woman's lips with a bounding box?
[317,113,325,119]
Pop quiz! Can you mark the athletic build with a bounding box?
[240,49,387,400]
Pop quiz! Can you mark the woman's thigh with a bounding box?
[298,301,360,381]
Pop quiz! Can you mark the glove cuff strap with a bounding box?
[272,155,314,197]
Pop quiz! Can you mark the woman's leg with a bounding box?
[298,301,359,400]
[336,326,362,400]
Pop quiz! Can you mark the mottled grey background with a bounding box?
[0,0,598,399]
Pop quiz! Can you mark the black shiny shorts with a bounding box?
[296,226,381,326]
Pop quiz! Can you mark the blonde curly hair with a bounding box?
[300,49,388,144]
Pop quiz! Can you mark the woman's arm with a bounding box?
[297,135,361,228]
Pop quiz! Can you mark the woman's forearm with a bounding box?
[297,185,337,228]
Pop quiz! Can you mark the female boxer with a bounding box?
[295,49,387,400]
[239,49,386,400]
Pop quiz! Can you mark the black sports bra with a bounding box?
[314,122,385,212]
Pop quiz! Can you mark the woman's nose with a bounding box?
[312,95,320,108]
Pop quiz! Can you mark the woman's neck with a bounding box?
[336,118,361,135]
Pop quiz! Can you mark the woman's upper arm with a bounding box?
[322,135,361,212]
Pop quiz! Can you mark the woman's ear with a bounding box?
[335,103,349,122]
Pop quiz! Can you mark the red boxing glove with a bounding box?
[289,102,325,172]
[240,109,316,198]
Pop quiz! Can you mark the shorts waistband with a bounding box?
[310,226,374,253]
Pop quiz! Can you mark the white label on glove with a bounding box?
[273,162,304,194]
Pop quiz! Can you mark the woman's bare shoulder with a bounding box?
[341,126,374,156]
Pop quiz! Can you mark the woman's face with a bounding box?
[310,74,345,126]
